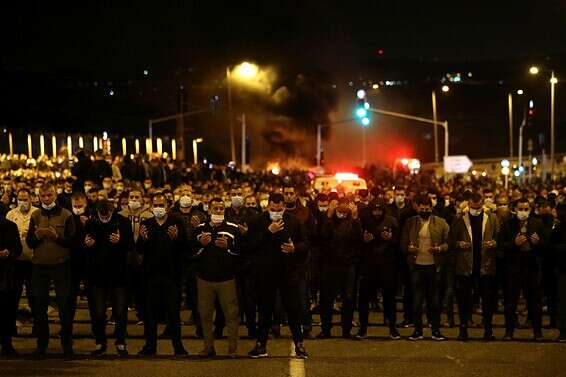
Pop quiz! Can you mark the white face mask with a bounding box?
[179,195,192,208]
[517,210,530,221]
[210,214,224,224]
[269,210,284,221]
[485,198,494,204]
[318,206,328,213]
[260,200,268,209]
[72,206,85,216]
[102,182,112,190]
[18,200,30,212]
[395,195,405,205]
[231,196,244,208]
[56,188,63,194]
[336,212,348,219]
[129,200,142,210]
[431,199,438,207]
[469,208,482,217]
[42,201,56,210]
[84,185,92,193]
[152,207,166,219]
[144,183,152,190]
[202,204,209,211]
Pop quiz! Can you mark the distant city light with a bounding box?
[356,108,368,118]
[529,100,534,108]
[356,89,366,99]
[529,66,539,75]
[550,77,558,84]
[532,157,538,166]
[109,90,114,96]
[501,159,510,168]
[363,102,370,110]
[372,84,379,89]
[467,72,473,77]
[143,69,149,76]
[516,89,524,95]
[441,85,450,93]
[361,117,370,126]
[514,170,520,177]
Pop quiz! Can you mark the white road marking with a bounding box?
[289,342,306,377]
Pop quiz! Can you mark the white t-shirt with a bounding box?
[416,219,435,265]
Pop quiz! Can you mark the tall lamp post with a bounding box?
[226,61,258,164]
[529,66,558,179]
[192,137,203,165]
[432,85,450,163]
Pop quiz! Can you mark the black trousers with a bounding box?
[0,290,17,348]
[256,272,304,346]
[14,260,33,318]
[411,264,441,332]
[505,259,542,332]
[358,262,397,332]
[32,262,73,349]
[91,284,128,345]
[241,269,258,332]
[400,258,414,323]
[144,277,182,347]
[455,274,497,328]
[320,265,356,335]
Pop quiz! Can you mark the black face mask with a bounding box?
[419,211,432,220]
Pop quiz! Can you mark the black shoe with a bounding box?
[294,342,308,359]
[91,344,107,356]
[502,331,514,341]
[353,330,367,340]
[248,343,268,358]
[173,343,188,356]
[408,330,423,341]
[483,329,495,341]
[457,327,469,341]
[431,330,446,341]
[1,346,18,357]
[63,347,74,360]
[316,332,332,340]
[533,330,543,341]
[32,347,47,359]
[389,329,402,340]
[116,344,128,357]
[399,320,414,328]
[138,345,156,356]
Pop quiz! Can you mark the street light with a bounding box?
[226,61,259,164]
[192,137,203,165]
[432,86,450,162]
[441,85,450,93]
[529,65,558,179]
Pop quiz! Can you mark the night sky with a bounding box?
[1,1,564,165]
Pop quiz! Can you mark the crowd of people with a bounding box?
[1,149,566,360]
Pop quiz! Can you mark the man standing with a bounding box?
[84,199,133,356]
[247,193,309,359]
[193,198,241,358]
[0,216,23,356]
[451,193,498,340]
[499,197,545,340]
[137,193,188,356]
[26,183,76,358]
[6,189,37,334]
[401,195,449,341]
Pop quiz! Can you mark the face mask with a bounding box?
[73,206,85,215]
[224,201,231,208]
[144,183,152,190]
[129,200,142,210]
[179,195,192,208]
[152,207,166,219]
[395,196,405,205]
[210,214,224,224]
[445,199,451,207]
[336,212,347,219]
[318,206,328,213]
[260,200,268,209]
[387,197,394,205]
[469,208,482,217]
[98,213,112,223]
[116,186,124,193]
[231,195,244,208]
[430,199,437,207]
[102,183,112,190]
[42,201,56,211]
[528,198,535,204]
[18,200,30,212]
[56,188,63,194]
[485,198,494,204]
[64,188,72,194]
[202,204,209,211]
[84,185,92,193]
[517,210,530,221]
[269,211,284,221]
[34,188,40,195]
[419,211,432,220]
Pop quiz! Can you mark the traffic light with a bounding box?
[355,89,371,126]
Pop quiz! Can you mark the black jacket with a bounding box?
[84,213,133,286]
[320,214,362,267]
[138,215,187,280]
[247,211,309,278]
[498,215,545,270]
[551,222,566,274]
[359,214,398,274]
[192,221,241,282]
[0,219,23,290]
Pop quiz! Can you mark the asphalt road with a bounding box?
[2,305,566,377]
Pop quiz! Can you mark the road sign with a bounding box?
[444,155,472,173]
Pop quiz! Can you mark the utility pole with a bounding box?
[241,114,246,171]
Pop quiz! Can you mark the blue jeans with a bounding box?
[411,264,441,332]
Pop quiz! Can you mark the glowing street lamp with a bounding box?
[529,66,539,75]
[441,85,450,93]
[192,138,203,165]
